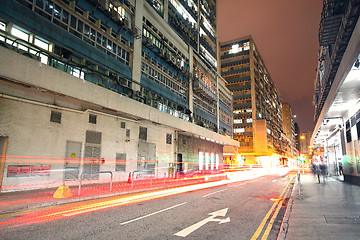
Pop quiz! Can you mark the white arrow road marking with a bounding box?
[174,208,230,237]
[120,202,187,225]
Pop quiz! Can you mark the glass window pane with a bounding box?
[54,4,61,19]
[36,0,44,8]
[90,28,96,41]
[96,33,102,44]
[45,0,53,14]
[70,15,77,29]
[11,27,29,42]
[77,20,83,33]
[112,42,117,53]
[107,40,112,51]
[84,24,90,38]
[34,37,49,50]
[102,36,107,47]
[62,10,69,23]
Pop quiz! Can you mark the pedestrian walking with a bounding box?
[320,163,327,183]
[338,162,343,176]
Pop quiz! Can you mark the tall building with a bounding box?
[294,122,301,152]
[282,102,298,159]
[0,0,238,192]
[219,36,285,165]
[311,0,360,185]
[299,131,312,155]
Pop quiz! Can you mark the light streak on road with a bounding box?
[0,167,292,230]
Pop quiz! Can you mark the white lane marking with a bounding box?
[202,188,228,198]
[228,183,245,188]
[120,202,187,225]
[174,208,230,237]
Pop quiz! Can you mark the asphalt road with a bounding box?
[0,172,296,240]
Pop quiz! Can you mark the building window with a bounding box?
[234,128,245,133]
[166,133,172,144]
[89,114,97,124]
[11,26,29,42]
[121,122,126,128]
[126,129,130,138]
[116,153,126,171]
[86,130,102,144]
[139,127,147,140]
[50,111,61,123]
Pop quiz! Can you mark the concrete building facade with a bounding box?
[219,36,286,165]
[0,0,238,192]
[311,0,360,185]
[282,102,299,159]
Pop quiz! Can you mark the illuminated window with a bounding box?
[230,44,239,54]
[0,21,6,31]
[34,37,50,51]
[246,118,253,123]
[234,128,245,133]
[234,119,242,124]
[11,26,29,42]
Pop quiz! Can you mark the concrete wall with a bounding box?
[0,48,238,191]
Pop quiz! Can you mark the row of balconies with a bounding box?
[177,0,198,20]
[225,75,251,84]
[199,36,217,59]
[193,78,217,102]
[226,82,251,92]
[221,57,250,68]
[200,22,216,44]
[221,50,250,60]
[222,67,251,77]
[168,3,198,43]
[233,102,252,110]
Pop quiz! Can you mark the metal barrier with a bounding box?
[78,171,113,196]
[131,170,155,188]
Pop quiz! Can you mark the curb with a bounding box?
[277,175,298,240]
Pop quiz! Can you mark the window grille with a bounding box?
[139,127,147,141]
[50,111,61,123]
[166,133,172,144]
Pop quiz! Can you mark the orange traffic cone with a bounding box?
[127,172,132,183]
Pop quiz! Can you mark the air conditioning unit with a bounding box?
[123,18,131,29]
[97,0,109,11]
[146,37,153,46]
[160,49,166,57]
[171,56,176,65]
[110,9,118,21]
[165,51,171,61]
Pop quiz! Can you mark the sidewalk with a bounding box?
[280,172,360,240]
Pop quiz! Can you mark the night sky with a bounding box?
[217,0,323,132]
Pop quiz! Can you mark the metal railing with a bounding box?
[78,171,113,196]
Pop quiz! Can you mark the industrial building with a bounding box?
[219,36,291,165]
[311,0,360,185]
[0,0,238,192]
[282,102,299,159]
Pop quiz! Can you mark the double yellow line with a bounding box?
[250,176,294,240]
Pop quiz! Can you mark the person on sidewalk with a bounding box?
[320,163,327,183]
[338,162,343,176]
